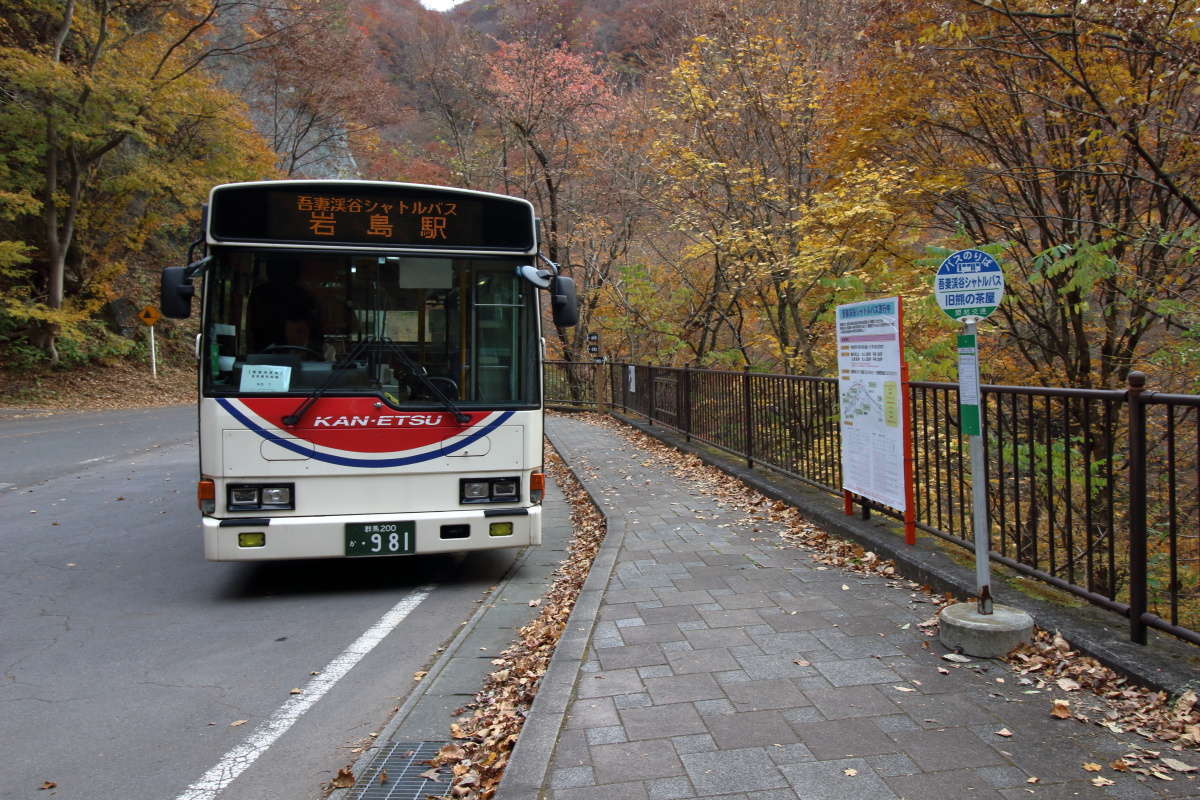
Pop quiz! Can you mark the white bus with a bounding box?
[161,180,577,560]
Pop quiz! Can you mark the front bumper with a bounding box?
[203,506,541,561]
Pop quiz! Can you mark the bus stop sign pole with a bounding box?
[935,250,1036,656]
[935,250,1004,615]
[958,321,990,614]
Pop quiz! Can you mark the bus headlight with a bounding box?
[260,486,292,506]
[462,480,491,501]
[230,487,259,507]
[491,479,518,499]
[227,483,294,511]
[460,477,521,504]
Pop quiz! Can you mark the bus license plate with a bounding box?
[345,521,416,557]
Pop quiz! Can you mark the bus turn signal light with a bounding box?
[530,471,545,503]
[197,479,216,514]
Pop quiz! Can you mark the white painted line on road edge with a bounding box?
[174,586,435,800]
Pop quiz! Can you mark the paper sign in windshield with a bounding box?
[239,364,292,393]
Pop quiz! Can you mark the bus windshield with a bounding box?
[203,250,539,407]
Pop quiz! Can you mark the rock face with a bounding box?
[101,298,139,337]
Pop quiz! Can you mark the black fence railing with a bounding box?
[544,361,1199,647]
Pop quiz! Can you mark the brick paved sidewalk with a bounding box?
[531,414,1198,800]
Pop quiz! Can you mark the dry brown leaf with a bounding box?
[419,768,444,781]
[330,767,355,789]
[843,768,858,776]
[288,688,302,695]
[1161,757,1196,773]
[1082,762,1102,772]
[1026,776,1039,784]
[1051,699,1072,719]
[229,719,248,727]
[413,671,428,681]
[1090,776,1115,787]
[38,782,57,791]
[995,728,1013,737]
[1056,677,1081,692]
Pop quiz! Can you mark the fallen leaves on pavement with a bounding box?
[329,767,355,789]
[580,413,1199,758]
[430,445,606,800]
[1010,630,1199,750]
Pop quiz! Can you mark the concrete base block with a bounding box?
[939,602,1034,658]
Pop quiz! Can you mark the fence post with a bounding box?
[743,365,754,468]
[621,363,628,414]
[1127,371,1148,645]
[608,362,615,412]
[648,365,655,426]
[683,364,693,442]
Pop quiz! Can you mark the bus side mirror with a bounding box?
[161,266,195,319]
[551,276,578,327]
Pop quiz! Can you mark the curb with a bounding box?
[613,412,1200,697]
[493,431,624,800]
[328,542,538,799]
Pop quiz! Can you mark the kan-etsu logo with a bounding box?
[312,413,448,428]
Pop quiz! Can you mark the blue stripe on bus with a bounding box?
[216,398,514,467]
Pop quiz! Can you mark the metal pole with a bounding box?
[963,320,992,614]
[743,365,753,468]
[683,365,692,441]
[149,324,158,380]
[648,365,655,426]
[1127,371,1148,644]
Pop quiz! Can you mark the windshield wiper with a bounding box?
[367,337,470,425]
[281,337,470,427]
[281,339,371,427]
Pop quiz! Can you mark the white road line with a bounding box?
[175,586,434,800]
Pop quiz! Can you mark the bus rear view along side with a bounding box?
[161,180,578,560]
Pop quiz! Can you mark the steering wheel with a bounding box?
[263,344,322,359]
[410,376,459,400]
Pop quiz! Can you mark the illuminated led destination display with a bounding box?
[208,183,536,251]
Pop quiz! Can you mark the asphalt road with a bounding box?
[0,405,527,799]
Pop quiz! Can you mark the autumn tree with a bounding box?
[373,2,495,187]
[0,0,284,363]
[234,2,397,178]
[644,0,911,372]
[869,0,1200,388]
[484,39,616,360]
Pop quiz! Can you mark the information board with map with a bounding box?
[836,297,909,512]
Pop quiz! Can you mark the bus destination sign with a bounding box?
[208,183,536,251]
[275,192,481,245]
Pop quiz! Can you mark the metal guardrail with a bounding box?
[545,361,1199,647]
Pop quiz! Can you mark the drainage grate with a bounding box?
[345,741,451,800]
